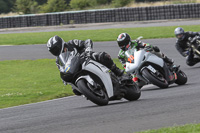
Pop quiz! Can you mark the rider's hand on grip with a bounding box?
[85,47,92,57]
[122,64,126,70]
[183,51,190,56]
[144,46,153,51]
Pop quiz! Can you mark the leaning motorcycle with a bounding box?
[58,50,141,106]
[124,37,187,89]
[188,36,200,57]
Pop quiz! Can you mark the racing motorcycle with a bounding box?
[188,36,200,57]
[58,50,141,106]
[124,37,187,89]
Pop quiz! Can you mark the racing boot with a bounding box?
[111,64,124,77]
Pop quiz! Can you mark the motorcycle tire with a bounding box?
[123,84,141,101]
[77,79,109,106]
[142,68,168,88]
[175,70,187,85]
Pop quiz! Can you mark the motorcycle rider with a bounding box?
[174,27,200,66]
[117,33,174,87]
[47,35,124,95]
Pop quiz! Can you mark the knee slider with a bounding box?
[186,60,195,66]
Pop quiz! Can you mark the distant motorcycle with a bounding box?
[188,36,200,57]
[124,37,187,89]
[59,50,141,106]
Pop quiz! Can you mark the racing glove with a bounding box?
[85,47,92,57]
[144,45,153,51]
[122,64,126,70]
[183,51,190,56]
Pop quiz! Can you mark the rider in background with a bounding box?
[47,35,124,95]
[117,33,174,86]
[174,27,200,66]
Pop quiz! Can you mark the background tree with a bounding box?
[135,0,163,2]
[0,0,8,13]
[96,0,111,5]
[70,0,97,10]
[35,0,47,5]
[40,0,68,13]
[112,0,131,7]
[0,0,15,13]
[14,0,39,14]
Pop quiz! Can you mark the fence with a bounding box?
[0,3,200,29]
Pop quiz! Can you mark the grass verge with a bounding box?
[0,59,73,109]
[137,123,200,133]
[0,25,200,45]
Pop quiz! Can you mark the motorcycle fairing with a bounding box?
[125,49,164,74]
[80,59,114,98]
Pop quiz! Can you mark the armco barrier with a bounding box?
[0,3,200,29]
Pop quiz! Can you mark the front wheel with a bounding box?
[124,84,141,101]
[77,79,109,106]
[175,70,187,85]
[141,68,168,88]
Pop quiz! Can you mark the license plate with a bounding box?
[147,65,156,73]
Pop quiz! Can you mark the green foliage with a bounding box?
[112,0,131,7]
[14,0,39,14]
[40,0,68,13]
[135,0,162,2]
[0,0,8,13]
[96,0,111,5]
[70,0,97,10]
[0,0,15,13]
[35,0,47,5]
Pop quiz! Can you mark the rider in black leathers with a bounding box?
[174,27,200,66]
[47,35,124,95]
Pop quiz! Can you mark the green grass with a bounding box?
[1,25,200,45]
[137,123,200,133]
[0,58,122,109]
[0,59,74,109]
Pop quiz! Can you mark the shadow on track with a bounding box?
[141,83,190,92]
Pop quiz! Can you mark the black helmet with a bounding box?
[47,35,65,56]
[174,27,185,41]
[117,33,131,51]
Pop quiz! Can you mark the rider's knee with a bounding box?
[186,60,195,66]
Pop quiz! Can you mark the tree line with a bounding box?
[0,0,164,15]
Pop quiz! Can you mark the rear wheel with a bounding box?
[142,68,168,88]
[77,79,109,106]
[175,70,187,85]
[124,84,141,101]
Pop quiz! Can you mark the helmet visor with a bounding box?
[49,45,61,56]
[176,34,183,39]
[119,41,131,51]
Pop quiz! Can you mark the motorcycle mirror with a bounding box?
[136,36,143,40]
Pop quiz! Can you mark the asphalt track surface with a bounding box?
[1,19,200,133]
